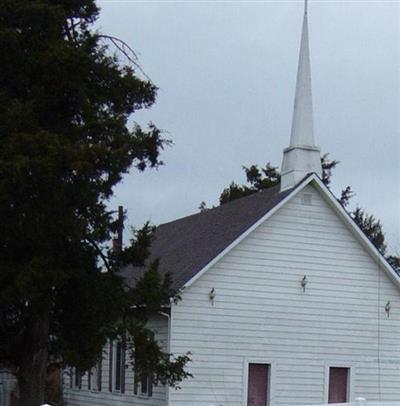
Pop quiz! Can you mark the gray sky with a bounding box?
[98,0,400,254]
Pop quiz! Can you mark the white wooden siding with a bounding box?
[0,370,17,406]
[168,184,400,406]
[64,315,169,406]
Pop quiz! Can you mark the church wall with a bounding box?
[168,184,400,406]
[0,370,17,406]
[64,314,169,406]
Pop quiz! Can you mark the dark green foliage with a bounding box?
[349,207,400,275]
[351,207,387,254]
[219,163,280,205]
[339,186,354,207]
[387,255,400,275]
[0,1,189,404]
[198,201,209,212]
[215,156,398,269]
[121,257,191,387]
[219,155,338,205]
[129,329,192,388]
[120,223,156,267]
[125,259,178,323]
[320,153,339,186]
[244,163,281,190]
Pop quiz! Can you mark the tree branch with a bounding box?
[97,35,152,81]
[85,237,113,273]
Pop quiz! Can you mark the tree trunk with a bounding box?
[17,313,49,406]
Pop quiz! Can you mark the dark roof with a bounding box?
[121,184,294,289]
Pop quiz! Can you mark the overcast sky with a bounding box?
[97,0,400,254]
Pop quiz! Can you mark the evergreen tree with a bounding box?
[352,207,387,254]
[219,163,280,205]
[387,255,400,274]
[0,1,189,405]
[219,154,337,205]
[214,157,398,269]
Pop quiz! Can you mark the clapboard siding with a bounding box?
[169,184,400,406]
[0,370,17,406]
[65,315,169,406]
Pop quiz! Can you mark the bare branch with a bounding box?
[85,237,113,273]
[98,35,152,82]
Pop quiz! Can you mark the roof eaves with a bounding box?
[310,176,400,290]
[182,174,316,289]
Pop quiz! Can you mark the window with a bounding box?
[141,374,153,396]
[74,368,83,389]
[90,357,102,391]
[114,341,125,392]
[133,331,154,397]
[301,193,313,205]
[133,370,153,397]
[328,367,349,403]
[141,374,148,394]
[108,341,113,392]
[69,367,73,389]
[109,339,125,393]
[247,363,270,406]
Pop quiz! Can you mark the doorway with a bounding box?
[247,363,270,406]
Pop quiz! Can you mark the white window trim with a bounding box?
[242,358,275,406]
[90,363,101,392]
[324,363,355,403]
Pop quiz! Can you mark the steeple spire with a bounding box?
[280,0,322,191]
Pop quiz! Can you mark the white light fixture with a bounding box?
[385,301,391,317]
[301,275,308,292]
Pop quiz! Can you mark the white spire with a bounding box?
[280,0,322,192]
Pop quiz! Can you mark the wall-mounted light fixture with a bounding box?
[209,288,216,305]
[301,275,308,292]
[385,301,391,318]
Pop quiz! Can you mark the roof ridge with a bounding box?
[158,183,282,228]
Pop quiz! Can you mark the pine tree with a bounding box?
[219,163,280,205]
[0,1,189,404]
[214,157,398,270]
[219,155,336,205]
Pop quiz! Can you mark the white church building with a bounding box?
[64,2,400,406]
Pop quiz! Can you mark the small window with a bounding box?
[301,193,313,205]
[328,367,349,403]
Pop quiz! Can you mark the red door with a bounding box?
[247,363,269,406]
[328,367,349,403]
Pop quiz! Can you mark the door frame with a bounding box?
[324,363,355,403]
[242,358,275,406]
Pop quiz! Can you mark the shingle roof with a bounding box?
[120,184,293,290]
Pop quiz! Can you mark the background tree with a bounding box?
[212,156,398,270]
[387,255,400,274]
[0,1,189,405]
[219,154,339,205]
[351,208,387,254]
[219,163,280,205]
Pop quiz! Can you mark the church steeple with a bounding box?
[280,0,322,191]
